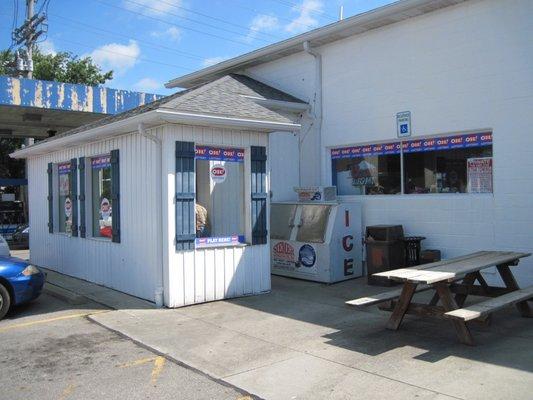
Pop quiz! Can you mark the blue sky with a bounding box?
[1,0,395,95]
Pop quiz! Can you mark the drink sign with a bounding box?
[210,164,227,183]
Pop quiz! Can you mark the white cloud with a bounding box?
[285,0,323,34]
[246,14,279,42]
[38,39,56,55]
[122,0,182,16]
[89,40,141,75]
[150,26,181,42]
[133,77,162,92]
[201,56,230,68]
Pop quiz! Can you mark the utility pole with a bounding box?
[26,0,34,79]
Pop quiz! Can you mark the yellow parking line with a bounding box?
[150,356,166,385]
[0,310,108,333]
[58,383,77,400]
[118,356,157,368]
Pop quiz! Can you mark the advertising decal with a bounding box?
[467,157,493,193]
[91,155,111,169]
[210,164,227,183]
[331,132,492,160]
[195,146,244,162]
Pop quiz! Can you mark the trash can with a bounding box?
[402,236,426,267]
[365,225,405,286]
[420,249,441,265]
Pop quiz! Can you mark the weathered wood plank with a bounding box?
[444,285,533,321]
[496,266,533,317]
[345,284,431,307]
[385,282,417,330]
[435,283,474,345]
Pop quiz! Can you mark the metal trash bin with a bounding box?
[365,225,404,286]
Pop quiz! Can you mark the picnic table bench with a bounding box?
[346,251,533,345]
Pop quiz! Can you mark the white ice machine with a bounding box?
[270,201,363,283]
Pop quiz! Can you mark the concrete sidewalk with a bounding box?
[46,269,533,400]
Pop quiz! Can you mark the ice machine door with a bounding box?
[295,204,331,243]
[270,203,297,240]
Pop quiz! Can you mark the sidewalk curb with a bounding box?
[44,283,89,305]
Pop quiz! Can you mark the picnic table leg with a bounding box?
[454,272,477,307]
[386,282,417,331]
[434,283,475,345]
[497,264,532,317]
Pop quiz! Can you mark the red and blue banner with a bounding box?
[331,132,492,160]
[195,146,244,162]
[195,235,245,248]
[58,162,71,175]
[91,155,111,169]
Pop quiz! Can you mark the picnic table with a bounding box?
[346,251,533,345]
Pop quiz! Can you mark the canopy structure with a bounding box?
[0,75,163,139]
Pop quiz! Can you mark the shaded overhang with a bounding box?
[0,76,163,139]
[166,0,467,89]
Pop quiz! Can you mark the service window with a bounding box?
[195,146,245,248]
[91,154,113,238]
[295,205,331,243]
[403,133,493,194]
[57,162,72,233]
[332,143,401,195]
[270,203,297,240]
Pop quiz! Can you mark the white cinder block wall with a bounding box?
[247,0,533,284]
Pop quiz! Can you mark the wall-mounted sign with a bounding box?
[195,146,244,162]
[467,157,493,193]
[210,164,227,183]
[397,111,411,138]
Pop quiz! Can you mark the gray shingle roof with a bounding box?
[37,74,306,146]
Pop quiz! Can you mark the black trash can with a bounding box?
[365,225,405,286]
[402,236,426,267]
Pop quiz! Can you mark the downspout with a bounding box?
[303,40,323,186]
[138,122,165,308]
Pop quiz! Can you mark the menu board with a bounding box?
[467,157,493,193]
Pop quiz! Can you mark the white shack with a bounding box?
[11,75,306,306]
[12,0,533,304]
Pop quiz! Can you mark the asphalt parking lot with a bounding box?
[0,293,253,400]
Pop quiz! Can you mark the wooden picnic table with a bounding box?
[347,251,532,345]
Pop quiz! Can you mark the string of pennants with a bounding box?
[195,146,244,162]
[331,132,492,160]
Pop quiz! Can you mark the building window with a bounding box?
[91,155,113,238]
[331,132,493,195]
[57,162,72,233]
[403,133,493,194]
[194,146,245,248]
[332,143,401,195]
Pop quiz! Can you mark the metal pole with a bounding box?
[26,0,34,79]
[400,140,404,195]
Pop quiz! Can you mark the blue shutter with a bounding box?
[70,158,78,237]
[110,149,121,243]
[78,157,86,238]
[47,162,53,233]
[251,146,268,245]
[175,141,195,251]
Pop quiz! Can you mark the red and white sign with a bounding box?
[273,242,295,261]
[210,164,227,183]
[467,157,492,193]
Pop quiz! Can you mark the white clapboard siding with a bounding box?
[163,124,271,308]
[27,126,164,301]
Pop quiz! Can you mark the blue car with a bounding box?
[0,239,45,320]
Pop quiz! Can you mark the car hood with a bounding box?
[0,256,31,278]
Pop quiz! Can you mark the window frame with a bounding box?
[193,144,251,249]
[87,153,114,240]
[330,130,493,197]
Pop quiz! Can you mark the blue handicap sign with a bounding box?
[400,124,408,134]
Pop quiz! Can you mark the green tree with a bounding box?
[0,47,113,85]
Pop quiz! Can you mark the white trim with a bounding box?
[155,109,301,132]
[10,110,301,159]
[240,95,310,112]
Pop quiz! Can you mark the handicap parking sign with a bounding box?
[397,111,411,138]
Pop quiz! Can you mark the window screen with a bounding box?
[296,205,331,243]
[270,203,297,240]
[57,162,72,233]
[91,155,113,238]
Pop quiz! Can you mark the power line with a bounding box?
[91,0,261,48]
[49,13,207,62]
[122,0,281,43]
[50,37,194,71]
[265,0,338,21]
[149,0,285,41]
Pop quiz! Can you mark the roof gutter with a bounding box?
[155,109,301,132]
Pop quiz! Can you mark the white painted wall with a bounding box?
[27,127,163,301]
[162,124,271,308]
[247,0,533,284]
